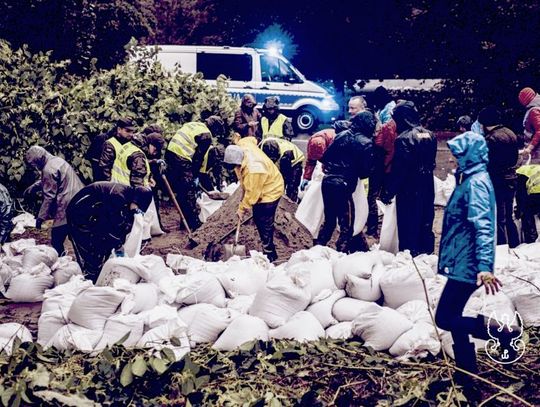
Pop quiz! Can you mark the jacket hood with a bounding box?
[350,111,377,138]
[447,131,489,175]
[393,101,420,133]
[25,146,53,170]
[527,94,540,109]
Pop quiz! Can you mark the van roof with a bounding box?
[146,45,268,54]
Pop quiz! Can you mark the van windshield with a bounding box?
[261,55,302,83]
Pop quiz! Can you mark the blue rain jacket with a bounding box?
[438,131,496,284]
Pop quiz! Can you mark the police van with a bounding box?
[149,45,340,133]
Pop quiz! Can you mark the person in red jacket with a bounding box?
[519,87,540,163]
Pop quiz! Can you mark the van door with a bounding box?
[196,52,253,97]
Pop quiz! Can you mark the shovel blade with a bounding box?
[224,244,246,260]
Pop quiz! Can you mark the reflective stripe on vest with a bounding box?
[111,142,150,186]
[261,114,287,138]
[167,122,210,161]
[107,136,123,170]
[260,137,304,166]
[517,164,540,194]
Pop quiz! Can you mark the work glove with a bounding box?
[156,159,167,173]
[300,179,310,191]
[35,218,43,229]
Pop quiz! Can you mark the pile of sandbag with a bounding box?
[0,239,82,301]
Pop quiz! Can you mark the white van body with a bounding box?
[148,45,340,133]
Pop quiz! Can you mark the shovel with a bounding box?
[161,174,199,249]
[199,184,230,200]
[224,218,247,260]
[204,215,253,261]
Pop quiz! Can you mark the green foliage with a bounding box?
[0,40,237,192]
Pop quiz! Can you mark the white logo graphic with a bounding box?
[485,311,525,364]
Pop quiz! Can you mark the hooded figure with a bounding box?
[259,96,294,140]
[315,111,375,253]
[233,94,261,138]
[381,101,437,256]
[25,146,84,255]
[0,183,14,244]
[67,182,153,282]
[519,87,540,163]
[435,131,506,403]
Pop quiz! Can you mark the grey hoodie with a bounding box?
[25,146,84,227]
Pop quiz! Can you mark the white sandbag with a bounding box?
[287,245,342,267]
[96,257,143,286]
[377,200,399,254]
[144,198,165,237]
[369,249,395,266]
[380,260,432,309]
[0,323,33,355]
[213,315,269,351]
[166,254,205,274]
[198,192,224,223]
[2,238,36,256]
[513,293,540,327]
[269,311,325,342]
[0,263,11,293]
[389,322,441,358]
[433,174,455,207]
[38,311,67,345]
[114,279,159,314]
[137,319,190,361]
[249,271,311,328]
[333,251,378,289]
[306,290,346,328]
[46,323,102,352]
[464,291,515,323]
[41,276,93,314]
[137,255,175,284]
[159,272,226,307]
[513,242,540,262]
[226,295,255,314]
[351,178,369,235]
[183,305,237,345]
[10,212,36,235]
[441,330,486,359]
[123,213,144,257]
[22,245,58,269]
[51,256,83,286]
[5,273,54,302]
[295,179,324,238]
[332,298,382,322]
[326,322,353,340]
[345,262,384,302]
[67,287,125,331]
[94,314,145,350]
[217,257,270,297]
[139,304,179,329]
[425,274,447,310]
[287,259,336,302]
[352,307,413,351]
[396,300,432,324]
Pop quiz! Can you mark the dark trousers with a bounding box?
[253,199,280,262]
[51,224,69,256]
[396,176,435,256]
[284,164,303,202]
[435,279,489,384]
[316,176,363,253]
[165,151,202,231]
[493,178,520,248]
[516,174,540,243]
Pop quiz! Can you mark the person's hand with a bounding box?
[148,178,156,188]
[300,179,310,191]
[237,207,246,220]
[156,159,167,172]
[35,218,43,229]
[519,146,533,156]
[477,271,502,295]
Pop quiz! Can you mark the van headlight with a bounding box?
[321,96,339,111]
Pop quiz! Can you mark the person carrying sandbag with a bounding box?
[435,131,516,402]
[223,137,284,262]
[25,146,84,256]
[66,182,153,282]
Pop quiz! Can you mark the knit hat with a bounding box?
[144,132,165,150]
[519,87,536,106]
[223,145,244,165]
[308,137,326,161]
[117,117,137,131]
[477,106,501,127]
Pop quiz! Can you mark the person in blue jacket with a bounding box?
[435,131,505,401]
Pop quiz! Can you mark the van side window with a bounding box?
[197,53,252,81]
[261,55,301,83]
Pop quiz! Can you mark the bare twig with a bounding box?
[331,380,367,404]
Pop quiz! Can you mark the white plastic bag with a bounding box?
[123,213,144,257]
[351,178,369,236]
[22,245,58,268]
[332,298,382,322]
[94,314,145,350]
[144,198,165,238]
[306,290,346,328]
[213,315,269,351]
[377,200,399,254]
[352,307,413,351]
[333,251,378,289]
[46,323,102,352]
[295,179,324,238]
[51,256,83,286]
[197,193,224,223]
[269,311,325,342]
[67,287,125,331]
[389,322,441,358]
[5,273,54,302]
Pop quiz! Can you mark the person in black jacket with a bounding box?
[66,182,152,282]
[381,101,437,256]
[315,111,375,253]
[477,106,520,247]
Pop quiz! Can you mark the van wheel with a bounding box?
[294,109,319,134]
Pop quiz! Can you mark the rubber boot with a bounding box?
[452,342,481,405]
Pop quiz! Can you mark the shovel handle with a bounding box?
[234,218,241,245]
[161,173,193,237]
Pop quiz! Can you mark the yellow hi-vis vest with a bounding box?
[260,137,304,166]
[200,146,213,174]
[111,142,150,186]
[167,122,210,161]
[516,164,540,195]
[261,114,287,139]
[107,136,123,169]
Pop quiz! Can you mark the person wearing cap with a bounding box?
[24,146,84,255]
[477,106,520,247]
[381,101,437,256]
[224,137,284,262]
[233,94,261,138]
[260,137,305,202]
[0,183,14,244]
[67,182,153,282]
[518,87,540,162]
[315,111,375,253]
[165,116,224,231]
[258,96,294,141]
[111,132,164,188]
[93,118,137,182]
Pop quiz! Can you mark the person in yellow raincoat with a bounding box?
[223,136,284,262]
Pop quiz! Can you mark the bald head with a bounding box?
[348,96,367,118]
